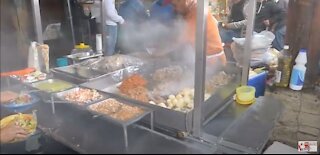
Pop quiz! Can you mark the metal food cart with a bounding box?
[2,0,282,154]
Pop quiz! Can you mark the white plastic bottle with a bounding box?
[289,49,307,91]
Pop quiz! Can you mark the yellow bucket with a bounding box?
[236,86,256,105]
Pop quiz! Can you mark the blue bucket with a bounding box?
[56,57,69,67]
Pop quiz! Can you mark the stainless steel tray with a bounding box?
[52,64,107,80]
[82,62,241,132]
[55,87,107,106]
[31,79,75,93]
[87,98,152,127]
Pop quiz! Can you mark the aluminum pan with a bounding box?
[55,87,107,106]
[52,64,106,80]
[87,98,152,126]
[31,79,75,93]
[81,62,240,132]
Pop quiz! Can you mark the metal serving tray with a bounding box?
[82,62,240,132]
[31,79,75,94]
[52,64,107,82]
[87,98,153,127]
[55,87,108,106]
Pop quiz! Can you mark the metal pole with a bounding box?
[31,0,43,44]
[67,0,76,46]
[192,0,209,138]
[241,0,257,85]
[101,0,106,54]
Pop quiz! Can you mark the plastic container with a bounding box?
[290,49,307,91]
[56,57,69,67]
[96,34,103,54]
[275,45,293,87]
[236,86,256,105]
[248,71,267,97]
[71,43,94,55]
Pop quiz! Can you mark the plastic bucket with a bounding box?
[56,57,69,67]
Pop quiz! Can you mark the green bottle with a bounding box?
[275,45,293,87]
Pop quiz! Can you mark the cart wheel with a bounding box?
[177,131,187,139]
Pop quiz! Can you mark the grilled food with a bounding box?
[89,99,144,121]
[119,74,149,102]
[64,88,103,105]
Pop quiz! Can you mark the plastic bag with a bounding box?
[232,31,275,50]
[231,42,276,67]
[231,31,276,67]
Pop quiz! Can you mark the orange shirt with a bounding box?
[184,7,223,56]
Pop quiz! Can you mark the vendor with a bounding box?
[170,0,226,65]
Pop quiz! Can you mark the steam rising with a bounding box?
[117,16,220,96]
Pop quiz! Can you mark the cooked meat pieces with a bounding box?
[111,105,144,121]
[64,88,102,105]
[89,99,122,114]
[206,72,233,93]
[0,91,19,103]
[124,86,149,103]
[89,99,144,121]
[119,74,149,102]
[152,66,183,82]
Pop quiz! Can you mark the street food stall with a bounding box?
[0,0,283,154]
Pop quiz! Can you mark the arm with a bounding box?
[105,0,124,24]
[224,0,248,30]
[225,19,247,29]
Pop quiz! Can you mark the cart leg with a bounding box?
[123,127,128,148]
[51,95,56,114]
[150,112,154,130]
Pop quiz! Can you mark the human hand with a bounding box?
[0,123,29,144]
[223,23,233,30]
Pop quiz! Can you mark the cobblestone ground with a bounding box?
[266,88,320,149]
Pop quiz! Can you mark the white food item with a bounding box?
[149,101,156,105]
[172,99,178,105]
[167,102,174,109]
[176,100,185,109]
[169,95,175,100]
[158,103,167,108]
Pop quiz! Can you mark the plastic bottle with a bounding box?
[289,49,308,91]
[275,45,293,87]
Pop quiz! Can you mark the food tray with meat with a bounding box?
[55,87,107,106]
[82,62,241,132]
[88,98,152,126]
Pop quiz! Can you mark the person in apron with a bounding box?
[170,0,226,66]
